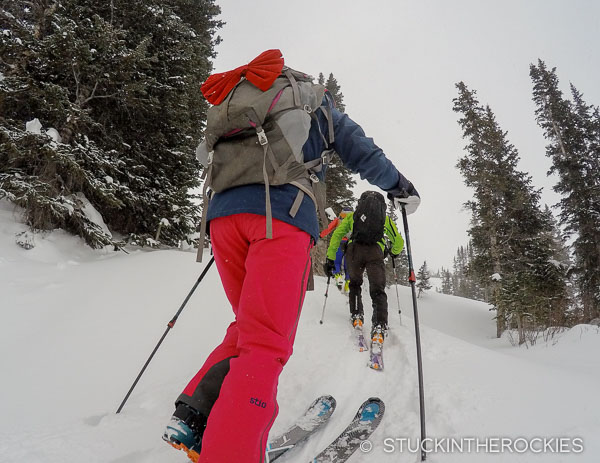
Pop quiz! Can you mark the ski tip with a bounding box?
[310,395,337,416]
[369,363,383,371]
[319,394,336,407]
[361,397,385,415]
[357,396,385,410]
[366,396,384,404]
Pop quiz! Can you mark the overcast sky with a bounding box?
[207,0,600,271]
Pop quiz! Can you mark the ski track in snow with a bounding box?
[1,206,599,462]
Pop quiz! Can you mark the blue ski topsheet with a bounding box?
[266,395,336,461]
[311,397,385,462]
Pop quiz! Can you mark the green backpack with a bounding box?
[196,67,335,261]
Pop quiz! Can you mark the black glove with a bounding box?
[387,179,421,215]
[340,240,348,253]
[324,259,335,277]
[385,175,420,200]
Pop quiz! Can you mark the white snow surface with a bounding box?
[1,200,599,462]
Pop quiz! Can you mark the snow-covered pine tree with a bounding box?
[312,72,356,276]
[452,245,470,298]
[416,261,432,297]
[465,242,487,300]
[318,72,355,213]
[441,267,453,295]
[451,243,487,301]
[395,249,410,286]
[530,60,600,322]
[453,82,570,339]
[0,0,222,248]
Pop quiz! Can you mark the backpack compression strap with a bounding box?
[197,151,214,262]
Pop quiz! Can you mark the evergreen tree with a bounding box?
[396,249,410,285]
[416,261,432,297]
[452,242,486,300]
[321,72,355,212]
[441,267,453,294]
[530,61,600,322]
[312,72,356,276]
[465,242,486,300]
[453,245,471,298]
[325,73,345,112]
[445,243,486,300]
[0,0,222,248]
[453,82,570,338]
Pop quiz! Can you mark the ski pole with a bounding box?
[400,205,427,461]
[390,256,402,325]
[116,256,215,414]
[319,275,331,324]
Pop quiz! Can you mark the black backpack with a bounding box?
[352,191,386,244]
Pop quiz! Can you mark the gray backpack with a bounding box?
[196,67,335,261]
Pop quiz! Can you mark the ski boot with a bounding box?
[162,403,206,462]
[352,314,368,351]
[351,314,364,329]
[369,324,387,370]
[334,273,344,290]
[370,324,387,348]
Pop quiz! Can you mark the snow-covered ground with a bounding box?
[1,200,599,462]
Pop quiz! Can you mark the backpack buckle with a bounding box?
[257,129,268,146]
[310,173,320,183]
[303,104,312,113]
[207,150,214,165]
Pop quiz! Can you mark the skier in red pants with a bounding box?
[162,49,420,463]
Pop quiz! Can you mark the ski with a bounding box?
[266,395,336,462]
[368,340,384,370]
[349,310,367,352]
[310,397,385,462]
[354,324,368,352]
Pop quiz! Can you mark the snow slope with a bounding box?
[1,201,599,462]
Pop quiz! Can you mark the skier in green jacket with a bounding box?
[325,191,404,346]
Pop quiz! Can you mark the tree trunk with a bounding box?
[516,314,525,345]
[490,234,504,338]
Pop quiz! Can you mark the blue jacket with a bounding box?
[206,103,412,243]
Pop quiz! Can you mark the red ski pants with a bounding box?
[182,214,312,462]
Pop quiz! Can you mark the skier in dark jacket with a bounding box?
[325,191,404,346]
[162,49,420,463]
